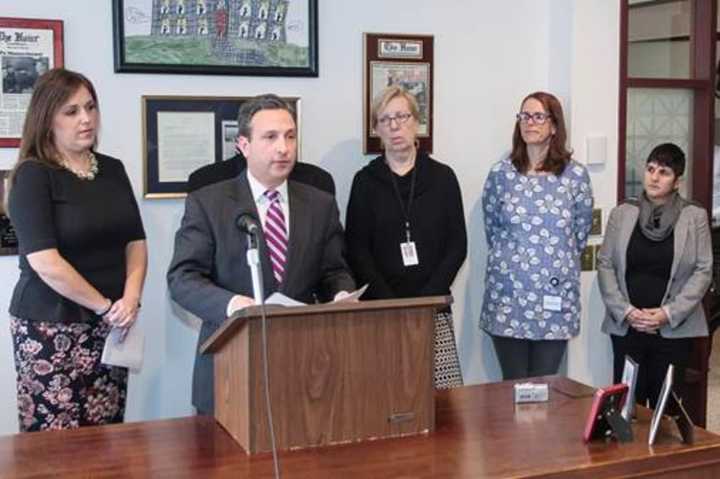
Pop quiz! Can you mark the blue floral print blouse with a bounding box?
[480,158,593,340]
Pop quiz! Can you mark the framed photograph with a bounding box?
[112,0,318,77]
[142,95,300,198]
[582,383,629,443]
[363,33,433,154]
[0,170,18,255]
[620,355,638,421]
[0,17,64,148]
[648,364,674,445]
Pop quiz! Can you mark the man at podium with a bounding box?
[167,94,356,415]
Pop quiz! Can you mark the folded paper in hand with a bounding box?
[102,324,144,372]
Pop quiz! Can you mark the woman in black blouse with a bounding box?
[597,143,712,408]
[345,86,467,388]
[7,68,147,431]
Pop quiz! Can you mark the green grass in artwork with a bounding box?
[125,36,309,67]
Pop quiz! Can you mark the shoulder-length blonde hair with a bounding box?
[510,91,571,176]
[9,68,99,186]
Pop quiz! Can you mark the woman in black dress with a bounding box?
[7,68,147,431]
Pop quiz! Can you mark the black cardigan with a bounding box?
[345,152,467,300]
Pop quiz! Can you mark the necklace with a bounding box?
[61,151,99,180]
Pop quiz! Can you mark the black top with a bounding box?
[625,223,674,309]
[187,153,336,195]
[345,152,467,299]
[8,154,146,322]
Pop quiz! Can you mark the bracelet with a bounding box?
[96,299,112,316]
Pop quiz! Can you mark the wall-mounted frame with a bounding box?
[0,170,18,255]
[142,95,301,198]
[363,33,434,154]
[113,0,318,77]
[0,17,64,148]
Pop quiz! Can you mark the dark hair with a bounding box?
[9,68,98,187]
[646,142,685,177]
[510,91,571,176]
[236,94,295,139]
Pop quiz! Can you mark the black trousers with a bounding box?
[490,335,568,380]
[610,329,693,409]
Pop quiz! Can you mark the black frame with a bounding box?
[142,95,300,198]
[112,0,318,77]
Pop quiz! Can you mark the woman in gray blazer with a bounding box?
[597,143,712,408]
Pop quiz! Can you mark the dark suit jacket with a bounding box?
[187,153,336,195]
[167,173,355,414]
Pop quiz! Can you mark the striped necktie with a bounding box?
[263,190,288,284]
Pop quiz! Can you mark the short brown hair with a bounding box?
[370,85,420,130]
[10,68,99,184]
[510,91,572,176]
[236,94,295,139]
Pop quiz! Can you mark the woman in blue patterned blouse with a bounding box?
[480,91,593,380]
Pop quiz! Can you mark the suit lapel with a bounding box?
[616,206,639,295]
[227,174,278,296]
[281,181,311,295]
[669,210,689,278]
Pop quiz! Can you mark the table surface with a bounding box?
[2,376,720,478]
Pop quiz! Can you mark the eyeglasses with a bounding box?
[377,112,413,127]
[516,112,552,125]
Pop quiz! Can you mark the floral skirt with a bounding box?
[10,317,128,432]
[434,311,463,389]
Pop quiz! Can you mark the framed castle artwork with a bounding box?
[112,0,318,76]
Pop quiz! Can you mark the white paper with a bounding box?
[265,292,306,307]
[333,284,369,303]
[102,324,145,373]
[157,111,215,182]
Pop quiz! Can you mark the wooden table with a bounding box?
[2,377,720,478]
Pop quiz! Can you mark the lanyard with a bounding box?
[388,162,417,242]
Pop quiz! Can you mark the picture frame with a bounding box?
[0,17,64,148]
[648,364,674,445]
[363,33,434,154]
[112,0,318,77]
[142,95,301,198]
[0,170,18,255]
[582,383,630,443]
[620,355,638,421]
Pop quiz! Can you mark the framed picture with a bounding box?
[363,33,433,154]
[112,0,318,77]
[620,355,638,421]
[142,95,300,198]
[0,170,18,255]
[0,17,64,148]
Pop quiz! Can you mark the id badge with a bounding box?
[543,295,562,312]
[400,241,419,266]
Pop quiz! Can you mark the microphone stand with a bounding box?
[244,232,281,478]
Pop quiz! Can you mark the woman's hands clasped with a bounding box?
[626,307,669,333]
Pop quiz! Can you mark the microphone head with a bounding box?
[237,213,260,235]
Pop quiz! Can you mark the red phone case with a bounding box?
[583,383,629,442]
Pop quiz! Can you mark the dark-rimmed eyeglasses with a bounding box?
[377,112,413,127]
[516,112,552,125]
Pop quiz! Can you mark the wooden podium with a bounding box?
[200,296,449,454]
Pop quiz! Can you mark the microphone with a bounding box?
[237,213,260,236]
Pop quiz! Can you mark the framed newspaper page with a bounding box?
[363,33,433,154]
[0,17,64,148]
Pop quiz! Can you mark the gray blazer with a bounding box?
[167,173,356,414]
[597,201,712,338]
